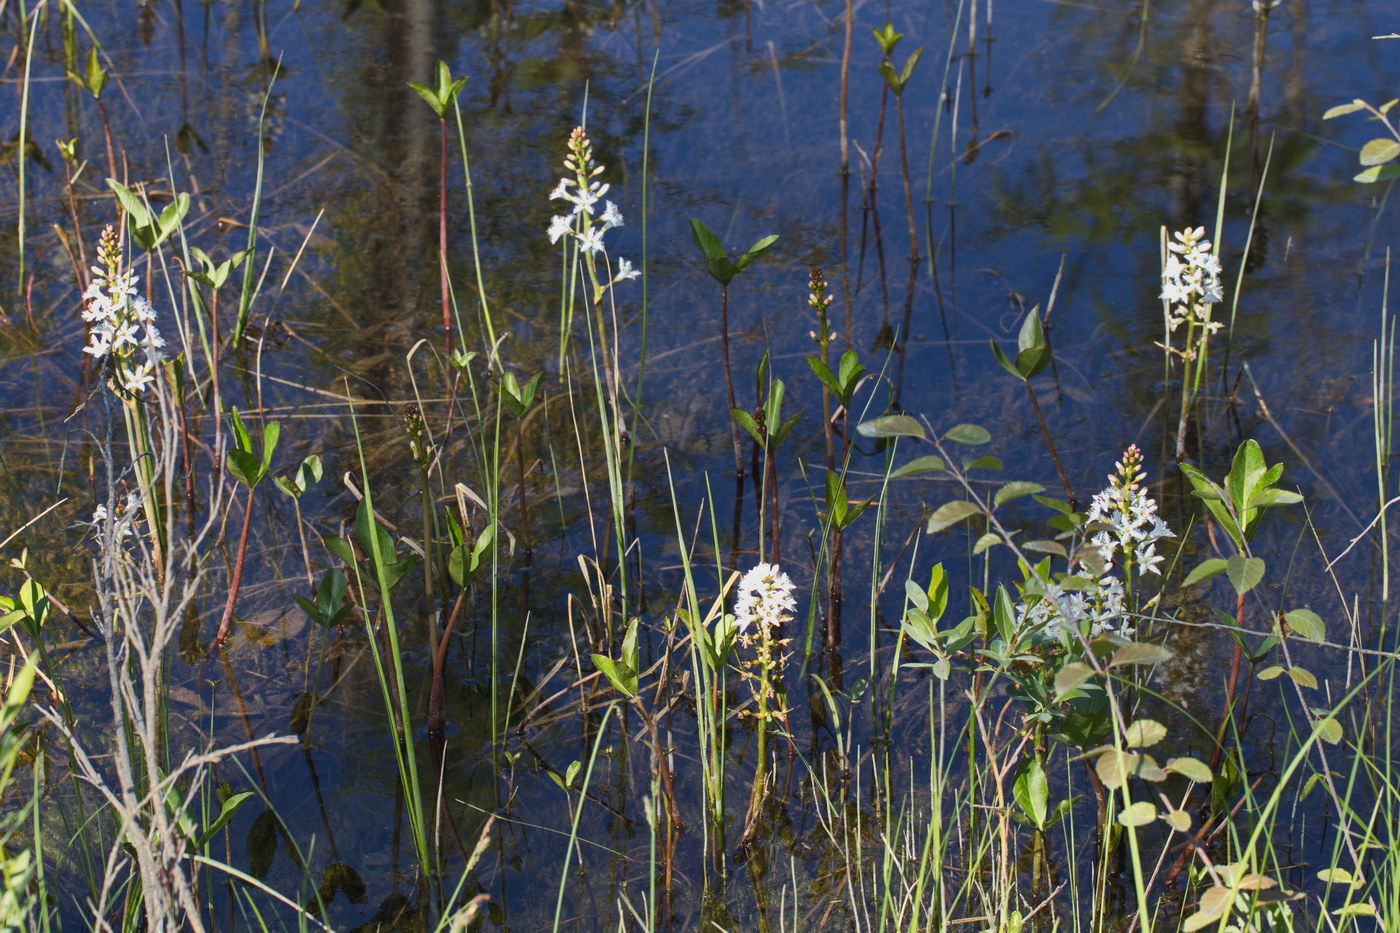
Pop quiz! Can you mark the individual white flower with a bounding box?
[121,361,156,394]
[549,179,571,201]
[577,227,605,256]
[613,257,640,283]
[733,563,796,634]
[600,201,623,229]
[569,185,600,217]
[84,326,113,358]
[547,214,573,244]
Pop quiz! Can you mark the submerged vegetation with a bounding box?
[2,0,1400,930]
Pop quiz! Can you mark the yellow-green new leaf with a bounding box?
[1166,757,1213,783]
[1117,801,1157,827]
[1315,717,1343,745]
[1125,719,1166,748]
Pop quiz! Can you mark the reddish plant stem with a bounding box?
[212,485,254,653]
[428,587,469,738]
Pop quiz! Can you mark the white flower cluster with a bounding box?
[1016,576,1127,640]
[1161,226,1223,334]
[1087,479,1173,577]
[1018,447,1172,642]
[733,562,796,635]
[82,227,166,396]
[545,126,640,289]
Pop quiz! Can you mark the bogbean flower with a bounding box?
[545,126,641,291]
[1086,444,1174,577]
[732,562,795,725]
[1161,226,1223,338]
[1018,446,1171,642]
[733,562,796,634]
[82,226,166,397]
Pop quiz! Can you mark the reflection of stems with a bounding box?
[515,419,531,558]
[720,284,742,476]
[1024,380,1075,506]
[1209,589,1247,771]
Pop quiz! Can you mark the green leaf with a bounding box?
[1334,904,1376,919]
[1323,99,1368,119]
[1360,138,1400,166]
[592,654,638,698]
[1110,643,1173,667]
[963,455,1003,471]
[897,46,923,90]
[730,408,764,446]
[106,179,152,228]
[83,47,108,98]
[943,423,991,445]
[1054,662,1095,698]
[1285,608,1325,642]
[904,578,928,613]
[994,481,1045,508]
[1288,666,1318,689]
[805,355,842,398]
[902,610,938,653]
[226,449,262,488]
[1012,756,1049,828]
[972,532,1001,555]
[927,500,981,534]
[688,219,727,262]
[1226,555,1265,595]
[871,22,902,56]
[891,455,946,478]
[1164,808,1192,832]
[1095,749,1137,789]
[1315,717,1343,745]
[324,535,356,567]
[408,81,444,116]
[1117,801,1157,827]
[857,414,926,440]
[1353,165,1400,183]
[195,792,256,849]
[733,234,779,274]
[1013,309,1050,379]
[1124,719,1166,748]
[926,564,949,622]
[1182,558,1228,588]
[1166,756,1212,783]
[991,340,1025,382]
[1257,665,1285,680]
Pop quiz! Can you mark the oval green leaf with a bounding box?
[857,414,927,440]
[943,423,991,445]
[927,500,982,535]
[1360,138,1400,166]
[994,481,1046,508]
[1117,801,1157,827]
[1285,608,1325,642]
[1110,643,1174,667]
[1166,756,1212,783]
[1125,719,1166,748]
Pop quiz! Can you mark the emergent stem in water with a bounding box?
[1024,380,1076,508]
[213,484,255,653]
